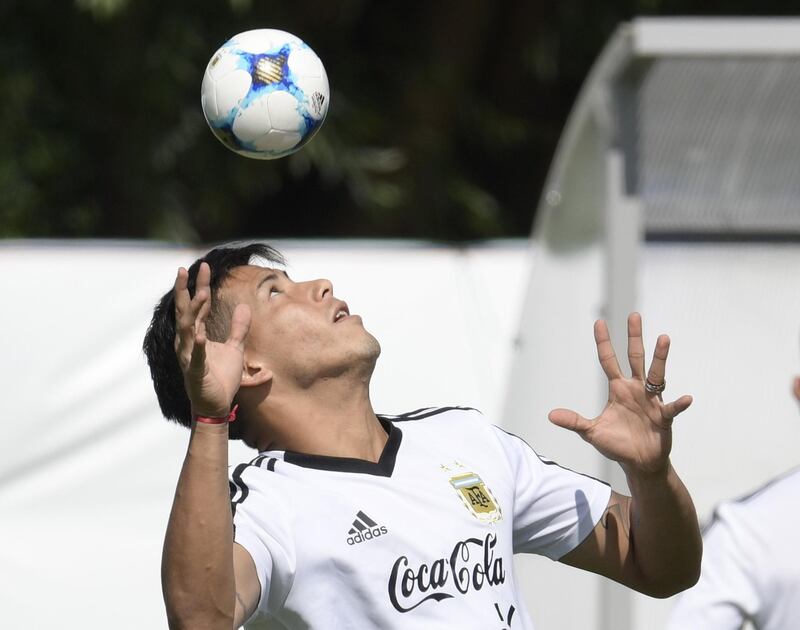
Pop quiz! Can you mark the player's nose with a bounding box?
[308,278,333,301]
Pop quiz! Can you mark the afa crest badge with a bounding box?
[449,472,502,524]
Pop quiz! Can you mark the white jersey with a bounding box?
[230,406,611,629]
[668,468,800,630]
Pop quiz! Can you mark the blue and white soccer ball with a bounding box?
[200,29,329,160]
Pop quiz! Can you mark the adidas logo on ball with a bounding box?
[346,510,388,545]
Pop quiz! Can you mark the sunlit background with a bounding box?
[3,2,800,630]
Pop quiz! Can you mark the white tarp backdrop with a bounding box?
[1,239,798,629]
[0,240,528,629]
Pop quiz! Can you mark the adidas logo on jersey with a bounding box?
[346,510,388,545]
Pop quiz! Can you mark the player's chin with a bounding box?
[359,330,381,361]
[347,317,378,346]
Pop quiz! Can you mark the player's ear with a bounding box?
[241,360,273,389]
[793,376,800,403]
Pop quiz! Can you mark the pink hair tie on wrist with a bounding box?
[194,404,239,425]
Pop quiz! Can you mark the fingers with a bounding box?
[646,333,670,387]
[227,303,252,350]
[548,408,594,434]
[174,267,194,358]
[195,286,211,340]
[174,266,190,313]
[196,260,211,294]
[173,263,212,369]
[662,394,693,421]
[627,312,646,380]
[594,320,623,380]
[188,324,207,378]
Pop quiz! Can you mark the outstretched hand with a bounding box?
[174,262,251,419]
[548,313,692,476]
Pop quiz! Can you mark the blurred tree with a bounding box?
[0,0,796,242]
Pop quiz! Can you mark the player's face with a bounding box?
[221,265,380,385]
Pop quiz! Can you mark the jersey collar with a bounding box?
[281,417,402,477]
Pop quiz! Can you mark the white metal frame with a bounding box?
[505,18,800,630]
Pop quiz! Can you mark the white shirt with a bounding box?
[230,406,611,629]
[668,468,800,630]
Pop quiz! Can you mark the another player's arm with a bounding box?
[549,314,702,598]
[162,264,260,629]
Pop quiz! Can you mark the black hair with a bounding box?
[142,242,285,440]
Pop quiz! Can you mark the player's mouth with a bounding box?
[332,301,351,323]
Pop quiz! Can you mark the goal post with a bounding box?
[503,17,800,630]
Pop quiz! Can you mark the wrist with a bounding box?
[192,404,239,426]
[623,460,674,488]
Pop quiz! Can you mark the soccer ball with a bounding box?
[200,29,329,160]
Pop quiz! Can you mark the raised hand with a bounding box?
[173,262,251,419]
[548,313,693,476]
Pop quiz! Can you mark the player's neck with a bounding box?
[255,378,387,462]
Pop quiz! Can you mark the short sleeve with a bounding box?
[491,426,611,560]
[666,505,759,629]
[230,464,296,623]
